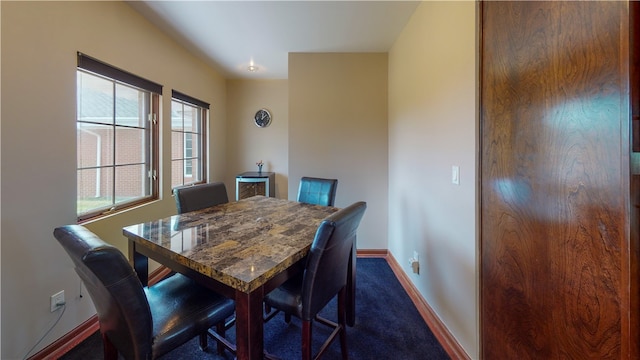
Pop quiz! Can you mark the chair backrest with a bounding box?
[296,177,338,207]
[174,182,229,214]
[301,201,366,320]
[53,225,153,360]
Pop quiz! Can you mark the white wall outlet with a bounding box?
[50,290,65,312]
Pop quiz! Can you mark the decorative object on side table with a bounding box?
[256,160,264,174]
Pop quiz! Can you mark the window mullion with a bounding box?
[151,93,160,198]
[111,83,117,208]
[182,103,186,185]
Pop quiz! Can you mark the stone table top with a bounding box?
[123,196,339,293]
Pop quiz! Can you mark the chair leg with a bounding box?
[102,333,118,360]
[199,333,208,351]
[206,323,237,356]
[216,321,226,355]
[338,288,348,360]
[302,320,313,360]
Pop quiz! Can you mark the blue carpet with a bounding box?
[60,258,450,359]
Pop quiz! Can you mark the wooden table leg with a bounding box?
[346,245,356,327]
[234,288,264,360]
[129,242,148,286]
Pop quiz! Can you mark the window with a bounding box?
[171,90,208,188]
[76,52,161,222]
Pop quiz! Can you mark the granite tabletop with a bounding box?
[123,196,339,293]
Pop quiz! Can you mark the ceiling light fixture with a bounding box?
[247,65,259,72]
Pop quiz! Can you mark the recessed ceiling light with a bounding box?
[248,65,259,72]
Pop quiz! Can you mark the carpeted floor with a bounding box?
[59,258,450,359]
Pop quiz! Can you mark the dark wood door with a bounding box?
[480,1,634,358]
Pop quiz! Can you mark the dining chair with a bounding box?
[264,201,367,360]
[174,181,229,214]
[53,225,236,360]
[297,177,338,207]
[267,176,339,320]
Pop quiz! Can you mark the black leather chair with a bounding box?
[268,176,338,320]
[174,181,229,214]
[53,225,235,360]
[264,201,367,360]
[297,177,338,207]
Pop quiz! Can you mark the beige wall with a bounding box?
[388,2,477,358]
[1,2,227,358]
[226,80,289,199]
[289,53,389,249]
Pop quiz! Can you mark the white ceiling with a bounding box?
[127,1,420,79]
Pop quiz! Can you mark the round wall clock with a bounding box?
[254,108,272,128]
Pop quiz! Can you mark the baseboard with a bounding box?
[29,266,173,360]
[29,315,100,360]
[356,248,389,257]
[34,253,468,360]
[385,252,471,360]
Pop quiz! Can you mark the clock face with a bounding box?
[254,109,272,128]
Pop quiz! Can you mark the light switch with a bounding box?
[452,166,460,185]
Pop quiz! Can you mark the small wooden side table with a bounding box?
[235,171,275,201]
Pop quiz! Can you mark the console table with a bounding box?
[235,171,275,200]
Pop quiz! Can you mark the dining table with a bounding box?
[122,195,358,360]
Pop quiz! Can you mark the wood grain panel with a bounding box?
[631,1,640,152]
[481,1,629,358]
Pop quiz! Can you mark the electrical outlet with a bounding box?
[409,250,420,275]
[50,290,65,312]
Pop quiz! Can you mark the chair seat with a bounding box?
[264,272,304,318]
[145,273,235,358]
